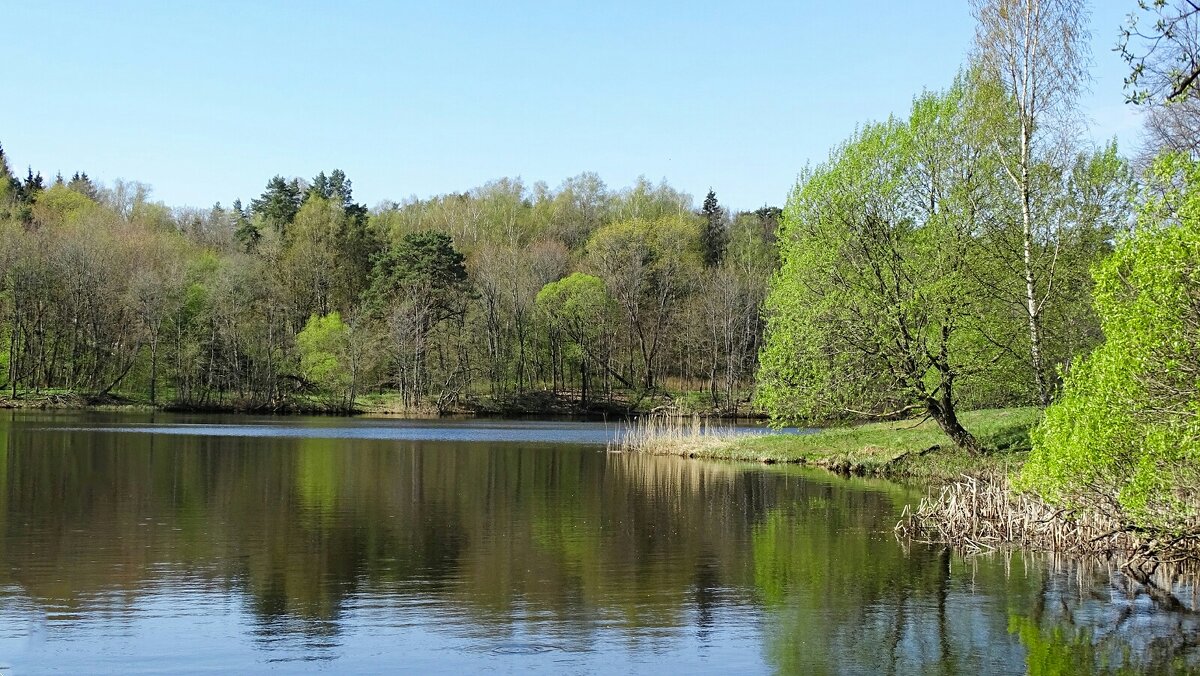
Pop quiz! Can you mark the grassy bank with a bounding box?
[628,407,1042,483]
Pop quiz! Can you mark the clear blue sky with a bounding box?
[2,0,1142,212]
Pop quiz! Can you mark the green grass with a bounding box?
[649,407,1042,483]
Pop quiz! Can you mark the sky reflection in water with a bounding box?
[0,412,1196,674]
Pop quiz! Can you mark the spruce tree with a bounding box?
[231,198,261,251]
[700,189,728,268]
[68,171,99,199]
[21,168,44,201]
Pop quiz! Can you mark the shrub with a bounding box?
[1020,155,1200,535]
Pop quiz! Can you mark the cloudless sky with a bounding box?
[2,0,1143,212]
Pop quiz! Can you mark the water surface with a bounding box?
[0,411,1195,674]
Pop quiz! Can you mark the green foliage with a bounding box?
[250,175,302,232]
[0,137,782,411]
[364,230,468,319]
[587,215,702,389]
[700,189,727,267]
[296,312,352,395]
[19,168,44,203]
[1021,154,1200,534]
[30,184,96,226]
[757,82,997,449]
[66,171,98,200]
[230,198,260,251]
[536,273,614,334]
[535,272,621,393]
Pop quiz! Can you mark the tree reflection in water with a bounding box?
[0,413,1196,673]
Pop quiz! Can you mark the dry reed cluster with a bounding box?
[896,472,1200,574]
[612,413,737,456]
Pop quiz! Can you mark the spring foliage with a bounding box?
[757,83,1006,449]
[1021,154,1200,534]
[296,312,352,396]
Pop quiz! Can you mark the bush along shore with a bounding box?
[619,407,1200,569]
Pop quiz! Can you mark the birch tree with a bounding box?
[971,0,1090,404]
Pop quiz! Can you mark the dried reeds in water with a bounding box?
[612,412,736,456]
[895,472,1200,572]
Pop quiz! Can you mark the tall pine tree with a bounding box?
[250,175,302,233]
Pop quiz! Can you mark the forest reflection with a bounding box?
[0,417,1196,673]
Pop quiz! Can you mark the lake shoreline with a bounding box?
[626,407,1200,565]
[630,407,1039,484]
[0,390,770,421]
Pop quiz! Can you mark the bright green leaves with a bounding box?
[296,312,353,396]
[536,273,614,335]
[585,215,702,389]
[757,83,990,441]
[1021,154,1200,533]
[29,184,97,226]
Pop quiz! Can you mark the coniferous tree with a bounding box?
[752,205,783,244]
[308,171,330,202]
[68,171,99,200]
[365,230,469,319]
[700,189,727,268]
[364,230,471,406]
[250,175,301,233]
[329,169,352,207]
[20,168,44,201]
[231,198,260,251]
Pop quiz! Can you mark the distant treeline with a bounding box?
[0,154,778,413]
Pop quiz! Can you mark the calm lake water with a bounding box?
[0,411,1196,674]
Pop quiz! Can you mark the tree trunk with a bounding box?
[1020,119,1051,406]
[580,359,587,406]
[149,336,158,404]
[924,395,982,456]
[9,316,19,399]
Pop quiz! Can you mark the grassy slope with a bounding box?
[658,407,1042,482]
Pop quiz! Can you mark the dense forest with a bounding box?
[0,154,779,415]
